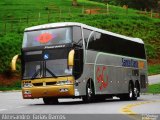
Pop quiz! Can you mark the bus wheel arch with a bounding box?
[82,78,95,103]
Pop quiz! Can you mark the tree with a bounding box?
[107,0,159,11]
[72,0,78,6]
[128,0,159,11]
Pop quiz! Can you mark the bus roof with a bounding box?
[25,22,144,44]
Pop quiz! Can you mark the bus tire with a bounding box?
[135,81,140,97]
[43,97,58,105]
[120,82,136,101]
[82,80,94,103]
[128,82,137,100]
[132,81,140,100]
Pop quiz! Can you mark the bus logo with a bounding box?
[36,33,54,44]
[122,58,138,68]
[44,54,49,60]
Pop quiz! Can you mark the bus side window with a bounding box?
[87,32,101,50]
[73,26,84,79]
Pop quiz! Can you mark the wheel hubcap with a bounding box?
[88,87,92,98]
[134,88,138,97]
[129,89,133,98]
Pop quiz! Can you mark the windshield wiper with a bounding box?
[31,68,57,80]
[31,68,41,80]
[46,68,57,78]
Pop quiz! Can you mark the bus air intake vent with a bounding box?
[46,82,56,86]
[33,83,43,86]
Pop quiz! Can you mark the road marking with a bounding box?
[120,100,160,120]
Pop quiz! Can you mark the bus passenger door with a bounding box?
[73,48,83,80]
[72,26,84,80]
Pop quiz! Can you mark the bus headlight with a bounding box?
[56,80,73,85]
[23,83,33,88]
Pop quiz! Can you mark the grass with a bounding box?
[148,83,160,94]
[0,80,21,91]
[0,0,160,74]
[148,64,160,75]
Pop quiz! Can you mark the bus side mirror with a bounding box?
[11,54,21,71]
[68,50,75,66]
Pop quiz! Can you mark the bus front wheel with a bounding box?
[43,97,58,105]
[82,80,94,103]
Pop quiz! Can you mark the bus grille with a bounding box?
[46,82,56,85]
[33,82,57,86]
[33,83,43,86]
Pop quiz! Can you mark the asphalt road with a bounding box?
[148,74,160,84]
[0,92,160,120]
[0,75,159,120]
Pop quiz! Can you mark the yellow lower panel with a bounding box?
[22,85,74,99]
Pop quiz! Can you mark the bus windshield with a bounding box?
[22,27,72,48]
[23,59,72,80]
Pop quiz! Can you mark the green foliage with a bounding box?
[92,0,159,11]
[0,80,21,91]
[148,64,160,75]
[0,33,22,73]
[145,44,157,59]
[148,83,160,93]
[0,0,160,74]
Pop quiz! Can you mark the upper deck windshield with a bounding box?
[22,27,72,48]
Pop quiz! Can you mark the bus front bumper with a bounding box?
[22,85,74,99]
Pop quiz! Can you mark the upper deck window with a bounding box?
[22,27,72,48]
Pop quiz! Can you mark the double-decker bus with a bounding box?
[12,22,148,104]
